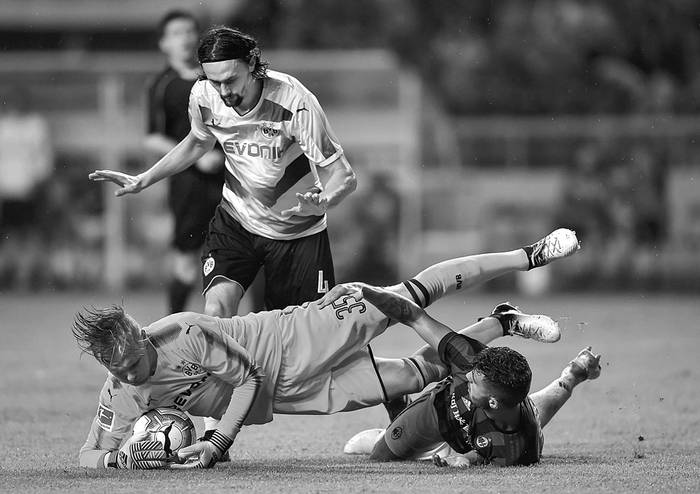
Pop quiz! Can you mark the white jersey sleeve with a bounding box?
[78,376,148,467]
[181,319,260,389]
[188,87,217,142]
[289,90,343,167]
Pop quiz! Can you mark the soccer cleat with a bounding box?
[525,228,581,270]
[489,301,561,343]
[566,346,602,381]
[343,428,385,455]
[383,395,412,422]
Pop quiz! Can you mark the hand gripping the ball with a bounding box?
[172,430,233,469]
[117,430,169,469]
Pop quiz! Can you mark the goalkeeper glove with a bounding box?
[172,430,233,469]
[116,430,169,469]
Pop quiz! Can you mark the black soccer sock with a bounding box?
[168,279,192,314]
[521,245,535,270]
[485,311,512,337]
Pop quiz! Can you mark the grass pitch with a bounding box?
[1,291,699,493]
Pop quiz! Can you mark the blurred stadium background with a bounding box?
[1,0,700,299]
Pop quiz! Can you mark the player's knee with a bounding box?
[369,435,402,462]
[204,298,236,318]
[204,280,243,317]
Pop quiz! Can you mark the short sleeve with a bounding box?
[289,92,343,167]
[187,82,216,141]
[437,332,487,372]
[80,377,144,455]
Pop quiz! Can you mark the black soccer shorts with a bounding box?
[201,205,335,309]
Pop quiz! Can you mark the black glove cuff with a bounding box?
[207,430,234,456]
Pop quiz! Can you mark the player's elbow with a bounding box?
[345,170,358,194]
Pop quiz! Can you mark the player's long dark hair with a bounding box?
[72,305,143,367]
[475,347,532,408]
[197,26,269,79]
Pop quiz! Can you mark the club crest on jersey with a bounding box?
[259,122,280,139]
[391,426,403,439]
[181,361,204,377]
[97,403,115,431]
[475,435,490,449]
[203,256,215,277]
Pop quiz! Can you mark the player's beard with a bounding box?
[223,94,242,108]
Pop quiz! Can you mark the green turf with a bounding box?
[1,291,699,493]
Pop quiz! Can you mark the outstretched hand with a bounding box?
[89,170,144,197]
[280,191,328,218]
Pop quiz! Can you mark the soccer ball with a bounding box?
[132,407,196,457]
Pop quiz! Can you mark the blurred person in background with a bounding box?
[90,25,356,315]
[0,86,54,289]
[144,10,225,314]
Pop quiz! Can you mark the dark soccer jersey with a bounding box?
[433,333,543,466]
[147,66,196,141]
[146,66,224,184]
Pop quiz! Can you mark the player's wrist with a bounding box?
[205,430,234,458]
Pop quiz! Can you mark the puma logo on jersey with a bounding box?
[107,389,117,402]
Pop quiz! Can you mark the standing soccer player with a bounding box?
[144,11,225,314]
[90,26,356,317]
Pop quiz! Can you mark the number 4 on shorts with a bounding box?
[317,270,329,294]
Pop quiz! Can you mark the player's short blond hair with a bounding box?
[72,305,144,367]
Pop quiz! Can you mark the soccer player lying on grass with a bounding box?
[342,285,602,468]
[73,228,579,469]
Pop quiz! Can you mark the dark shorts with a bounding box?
[168,169,222,252]
[381,390,444,459]
[201,205,335,309]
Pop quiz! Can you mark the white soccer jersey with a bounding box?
[188,70,344,240]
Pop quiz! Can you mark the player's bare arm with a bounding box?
[360,285,453,350]
[316,155,357,208]
[89,130,216,196]
[144,132,223,174]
